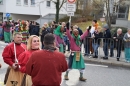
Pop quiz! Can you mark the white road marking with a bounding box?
[85,63,108,68]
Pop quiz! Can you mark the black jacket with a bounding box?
[112,32,124,47]
[103,29,111,43]
[93,32,103,44]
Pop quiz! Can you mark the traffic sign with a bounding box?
[67,12,74,16]
[6,13,10,17]
[66,4,76,12]
[67,0,76,3]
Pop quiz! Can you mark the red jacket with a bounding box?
[26,50,68,86]
[18,50,38,73]
[2,42,26,66]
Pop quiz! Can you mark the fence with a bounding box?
[83,37,125,60]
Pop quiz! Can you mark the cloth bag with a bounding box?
[6,67,24,86]
[4,66,11,85]
[21,74,32,86]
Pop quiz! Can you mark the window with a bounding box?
[117,5,129,19]
[0,0,3,5]
[31,0,35,6]
[46,1,51,7]
[24,0,28,5]
[16,0,21,5]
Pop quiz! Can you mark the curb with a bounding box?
[84,58,130,68]
[64,52,130,68]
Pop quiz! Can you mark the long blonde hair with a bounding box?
[97,26,103,32]
[27,35,41,50]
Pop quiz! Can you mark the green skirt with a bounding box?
[71,52,85,69]
[59,44,64,53]
[4,32,11,43]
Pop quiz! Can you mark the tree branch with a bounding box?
[50,0,57,4]
[59,0,66,10]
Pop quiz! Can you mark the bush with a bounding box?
[59,16,69,22]
[82,18,87,22]
[110,27,127,36]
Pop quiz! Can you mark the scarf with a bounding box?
[72,34,81,46]
[54,25,63,38]
[43,45,56,52]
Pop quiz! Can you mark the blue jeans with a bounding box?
[103,43,109,57]
[92,43,99,56]
[63,36,70,51]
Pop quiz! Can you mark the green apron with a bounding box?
[72,52,85,69]
[59,44,64,53]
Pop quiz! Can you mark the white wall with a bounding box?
[11,14,40,21]
[36,14,66,27]
[0,0,67,22]
[3,0,66,16]
[0,0,6,13]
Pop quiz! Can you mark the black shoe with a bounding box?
[103,57,108,60]
[117,58,120,61]
[110,55,114,57]
[93,56,98,58]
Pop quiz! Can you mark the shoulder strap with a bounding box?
[14,43,18,63]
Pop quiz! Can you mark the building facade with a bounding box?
[0,0,67,24]
[102,0,130,28]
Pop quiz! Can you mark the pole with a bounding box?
[69,16,71,28]
[39,3,42,28]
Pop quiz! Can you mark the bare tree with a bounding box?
[51,0,67,23]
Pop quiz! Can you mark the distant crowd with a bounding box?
[0,19,130,86]
[0,19,130,62]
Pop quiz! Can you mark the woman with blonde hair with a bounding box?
[18,35,41,86]
[92,26,103,58]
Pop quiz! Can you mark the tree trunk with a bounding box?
[106,0,111,29]
[76,0,79,10]
[107,0,111,29]
[55,0,60,23]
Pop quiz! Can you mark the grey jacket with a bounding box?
[123,33,130,48]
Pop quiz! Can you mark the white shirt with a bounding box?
[90,26,95,37]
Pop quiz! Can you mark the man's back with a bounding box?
[26,50,68,86]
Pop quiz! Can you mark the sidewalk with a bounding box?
[65,50,130,68]
[83,56,130,68]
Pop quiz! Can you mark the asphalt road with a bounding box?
[0,41,130,86]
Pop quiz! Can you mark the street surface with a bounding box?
[0,41,130,86]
